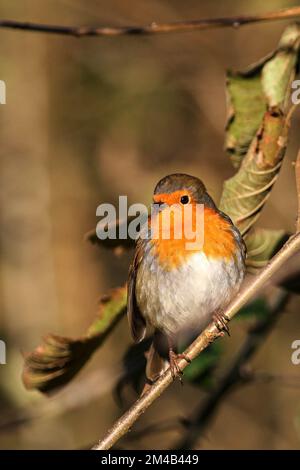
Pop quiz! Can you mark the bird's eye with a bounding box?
[180,195,190,205]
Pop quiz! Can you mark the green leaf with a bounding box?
[183,342,222,388]
[237,297,270,320]
[87,287,127,337]
[225,72,265,168]
[225,24,300,168]
[245,229,289,272]
[262,24,300,108]
[221,107,288,236]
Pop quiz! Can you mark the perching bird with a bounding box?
[127,173,246,384]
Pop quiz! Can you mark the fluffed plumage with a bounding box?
[127,173,246,384]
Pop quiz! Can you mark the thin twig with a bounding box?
[1,7,300,38]
[93,232,300,450]
[174,290,290,449]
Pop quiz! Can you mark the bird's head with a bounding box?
[153,173,216,208]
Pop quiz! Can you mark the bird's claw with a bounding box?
[213,312,230,336]
[169,350,191,382]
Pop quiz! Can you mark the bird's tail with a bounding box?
[142,332,168,394]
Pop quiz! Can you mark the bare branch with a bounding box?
[1,7,300,38]
[93,232,300,450]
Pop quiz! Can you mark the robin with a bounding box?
[127,173,246,384]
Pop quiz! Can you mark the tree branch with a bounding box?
[93,232,300,450]
[1,7,300,38]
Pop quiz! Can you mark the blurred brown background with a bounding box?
[0,0,300,449]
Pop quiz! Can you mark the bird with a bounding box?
[127,173,246,385]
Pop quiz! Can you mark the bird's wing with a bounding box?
[127,239,147,343]
[218,209,247,263]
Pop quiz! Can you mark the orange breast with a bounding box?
[150,206,236,270]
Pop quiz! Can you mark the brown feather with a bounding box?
[127,239,147,343]
[145,341,167,382]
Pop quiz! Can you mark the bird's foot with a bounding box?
[169,350,191,382]
[213,311,230,336]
